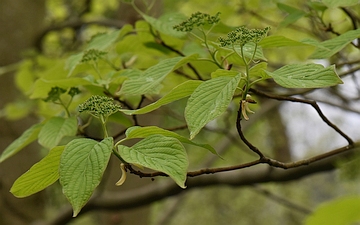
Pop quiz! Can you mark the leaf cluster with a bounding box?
[1,2,359,218]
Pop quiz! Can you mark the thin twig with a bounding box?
[250,88,354,145]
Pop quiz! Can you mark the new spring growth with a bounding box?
[80,49,108,63]
[219,26,271,47]
[173,11,221,32]
[78,95,121,119]
[241,94,256,121]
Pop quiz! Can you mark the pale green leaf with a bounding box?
[124,126,218,155]
[87,30,121,50]
[118,135,188,188]
[142,13,187,38]
[60,137,113,217]
[237,42,267,61]
[185,70,241,139]
[305,196,360,225]
[265,64,343,88]
[321,0,360,8]
[259,36,312,48]
[38,117,78,149]
[66,30,121,76]
[249,62,269,79]
[121,80,202,115]
[277,3,307,27]
[11,146,65,197]
[117,54,199,96]
[0,123,43,163]
[310,28,360,59]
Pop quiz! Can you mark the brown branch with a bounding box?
[250,88,354,145]
[236,101,266,158]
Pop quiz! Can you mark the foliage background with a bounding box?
[0,0,360,225]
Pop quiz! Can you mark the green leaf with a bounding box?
[265,64,343,88]
[305,196,360,225]
[310,28,360,59]
[277,3,307,27]
[10,146,65,197]
[234,43,266,62]
[117,54,199,96]
[321,0,360,8]
[259,36,311,48]
[249,62,269,79]
[118,135,188,188]
[66,30,121,76]
[60,137,113,217]
[121,80,202,115]
[0,123,43,163]
[142,13,187,38]
[38,117,78,149]
[185,70,241,139]
[87,30,121,50]
[124,126,218,155]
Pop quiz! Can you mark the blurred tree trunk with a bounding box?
[0,0,46,225]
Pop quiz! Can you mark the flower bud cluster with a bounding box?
[44,87,66,102]
[80,49,108,63]
[219,26,270,47]
[78,95,121,118]
[173,12,221,32]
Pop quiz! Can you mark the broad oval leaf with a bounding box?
[118,135,188,188]
[117,54,199,96]
[305,196,360,225]
[265,64,343,88]
[124,126,218,155]
[60,137,113,216]
[185,70,241,139]
[121,80,202,115]
[10,146,65,197]
[0,123,43,163]
[38,117,78,149]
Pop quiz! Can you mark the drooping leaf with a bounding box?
[60,137,113,217]
[305,196,360,225]
[117,54,199,96]
[185,70,241,139]
[38,117,78,149]
[118,135,188,188]
[0,123,43,163]
[265,64,343,88]
[121,80,202,115]
[277,3,307,27]
[124,126,218,155]
[310,28,360,59]
[10,146,65,197]
[142,13,188,38]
